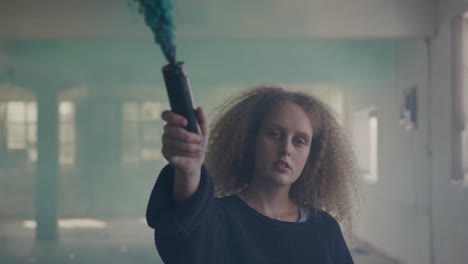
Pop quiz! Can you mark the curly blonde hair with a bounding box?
[205,85,358,229]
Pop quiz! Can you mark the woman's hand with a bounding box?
[161,107,209,204]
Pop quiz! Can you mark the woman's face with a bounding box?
[253,101,314,187]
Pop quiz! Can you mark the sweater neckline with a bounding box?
[231,195,311,227]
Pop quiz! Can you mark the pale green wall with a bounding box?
[0,38,396,219]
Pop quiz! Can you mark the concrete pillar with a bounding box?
[35,89,59,241]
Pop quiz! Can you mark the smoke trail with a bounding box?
[131,0,176,63]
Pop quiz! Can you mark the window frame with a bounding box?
[351,107,379,184]
[121,100,166,164]
[0,100,76,166]
[451,13,468,185]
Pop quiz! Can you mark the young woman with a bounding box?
[146,86,358,264]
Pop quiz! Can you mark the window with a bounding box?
[59,101,75,165]
[351,107,378,183]
[3,101,37,162]
[0,100,76,165]
[122,101,166,163]
[0,103,5,150]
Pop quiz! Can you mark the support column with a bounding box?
[35,89,59,241]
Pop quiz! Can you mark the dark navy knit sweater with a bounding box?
[146,165,354,264]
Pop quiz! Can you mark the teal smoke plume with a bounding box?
[132,0,176,63]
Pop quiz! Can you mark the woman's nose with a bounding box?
[279,139,292,157]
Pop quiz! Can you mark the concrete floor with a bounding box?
[0,218,401,264]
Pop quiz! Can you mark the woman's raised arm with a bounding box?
[161,107,209,205]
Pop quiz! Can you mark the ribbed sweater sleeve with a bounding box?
[146,164,216,263]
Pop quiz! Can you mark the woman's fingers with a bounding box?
[161,124,203,162]
[162,145,202,160]
[162,134,203,155]
[160,109,207,166]
[162,108,208,139]
[161,110,188,127]
[163,124,202,144]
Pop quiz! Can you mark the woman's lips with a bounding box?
[273,160,291,173]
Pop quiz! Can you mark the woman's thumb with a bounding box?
[195,107,209,138]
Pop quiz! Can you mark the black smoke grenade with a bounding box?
[162,62,199,134]
[131,0,199,133]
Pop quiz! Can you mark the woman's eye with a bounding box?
[295,138,306,145]
[268,131,281,138]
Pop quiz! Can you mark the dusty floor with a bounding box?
[0,218,401,264]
